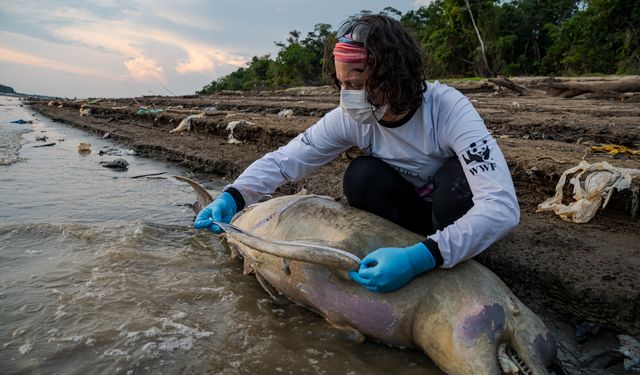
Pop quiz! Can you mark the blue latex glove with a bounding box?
[193,192,237,234]
[349,243,436,293]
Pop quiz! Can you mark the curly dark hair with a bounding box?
[333,14,427,115]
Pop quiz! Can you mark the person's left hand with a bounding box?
[349,243,436,293]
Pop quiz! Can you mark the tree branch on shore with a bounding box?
[489,76,640,99]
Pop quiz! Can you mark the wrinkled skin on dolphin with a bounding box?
[177,176,556,375]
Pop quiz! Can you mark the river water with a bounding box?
[0,96,438,374]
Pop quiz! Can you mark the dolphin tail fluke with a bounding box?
[174,176,214,214]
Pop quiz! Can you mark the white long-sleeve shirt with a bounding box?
[226,81,520,267]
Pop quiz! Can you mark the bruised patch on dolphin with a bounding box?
[304,267,396,337]
[458,303,506,347]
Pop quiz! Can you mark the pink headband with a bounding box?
[333,42,367,63]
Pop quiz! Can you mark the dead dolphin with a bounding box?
[101,158,129,170]
[176,176,557,375]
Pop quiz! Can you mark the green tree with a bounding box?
[546,0,640,74]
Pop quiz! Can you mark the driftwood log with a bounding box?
[489,76,640,99]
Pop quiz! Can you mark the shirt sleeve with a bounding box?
[225,108,354,206]
[428,86,520,268]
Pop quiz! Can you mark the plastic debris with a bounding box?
[591,144,640,157]
[33,143,56,148]
[10,119,33,124]
[169,113,205,133]
[202,106,217,114]
[616,335,640,373]
[277,109,294,118]
[79,107,92,116]
[537,160,640,223]
[135,108,163,115]
[78,143,91,153]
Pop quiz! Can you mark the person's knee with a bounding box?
[343,156,384,199]
[432,158,474,230]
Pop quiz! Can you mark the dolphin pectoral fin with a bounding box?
[256,272,281,301]
[174,176,214,214]
[325,313,366,344]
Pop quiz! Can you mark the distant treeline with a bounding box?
[0,84,16,94]
[198,0,640,93]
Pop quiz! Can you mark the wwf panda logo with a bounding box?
[463,139,491,165]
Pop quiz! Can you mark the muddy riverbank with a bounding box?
[26,80,640,371]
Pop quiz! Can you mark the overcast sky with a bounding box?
[0,1,432,98]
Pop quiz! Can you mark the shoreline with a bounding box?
[25,87,640,341]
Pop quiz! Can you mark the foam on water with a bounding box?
[0,98,33,166]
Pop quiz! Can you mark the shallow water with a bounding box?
[0,96,439,374]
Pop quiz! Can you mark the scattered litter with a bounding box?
[537,161,640,223]
[78,143,91,153]
[101,158,129,170]
[202,106,217,114]
[226,120,254,144]
[79,107,92,116]
[33,143,56,148]
[97,147,134,156]
[130,172,166,179]
[18,343,33,355]
[135,108,163,115]
[169,113,205,133]
[511,101,520,108]
[35,135,48,141]
[57,138,65,142]
[591,144,640,157]
[616,334,640,373]
[103,132,110,139]
[11,119,33,124]
[277,109,294,118]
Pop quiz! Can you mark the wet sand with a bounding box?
[25,80,640,373]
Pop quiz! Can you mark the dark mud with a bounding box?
[27,79,640,373]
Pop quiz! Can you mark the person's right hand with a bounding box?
[194,192,237,233]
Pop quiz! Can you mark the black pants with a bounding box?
[343,156,473,237]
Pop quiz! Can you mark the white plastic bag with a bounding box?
[537,161,640,223]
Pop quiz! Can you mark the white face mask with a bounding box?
[339,90,387,124]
